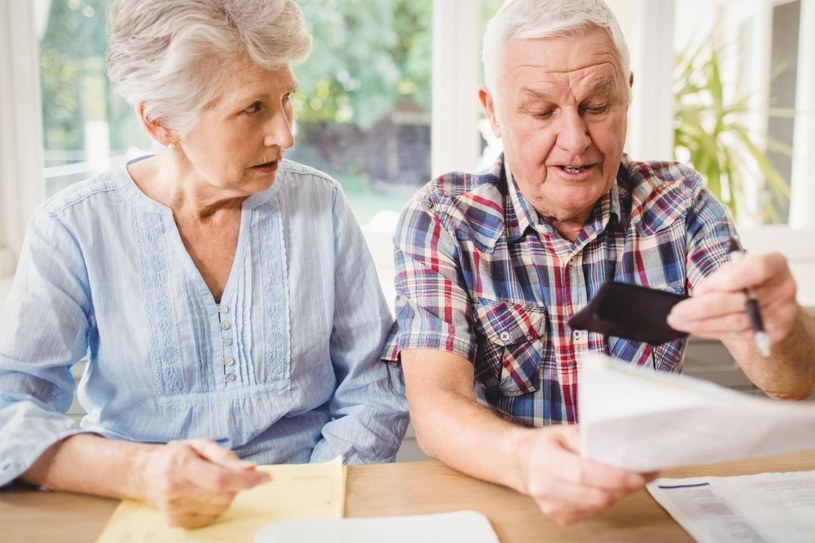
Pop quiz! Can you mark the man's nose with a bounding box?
[555,110,591,154]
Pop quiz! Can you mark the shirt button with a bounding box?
[220,321,230,330]
[499,331,511,342]
[219,305,229,314]
[224,356,234,366]
[223,336,233,346]
[573,330,585,341]
[225,373,236,383]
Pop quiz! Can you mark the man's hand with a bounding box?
[522,425,655,525]
[667,251,797,344]
[136,439,271,529]
[668,251,815,399]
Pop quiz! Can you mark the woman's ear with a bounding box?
[137,103,177,148]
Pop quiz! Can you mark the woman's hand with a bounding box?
[136,438,271,528]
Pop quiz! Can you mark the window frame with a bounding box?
[0,1,45,289]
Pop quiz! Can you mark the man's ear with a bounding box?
[137,103,177,147]
[478,86,501,139]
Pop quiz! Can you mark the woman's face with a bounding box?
[177,57,298,197]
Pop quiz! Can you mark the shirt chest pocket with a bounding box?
[473,298,548,398]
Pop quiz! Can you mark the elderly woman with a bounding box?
[0,0,407,529]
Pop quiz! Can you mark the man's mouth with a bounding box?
[559,164,594,174]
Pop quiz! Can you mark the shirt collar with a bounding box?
[504,160,537,242]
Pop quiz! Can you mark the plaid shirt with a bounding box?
[388,154,737,426]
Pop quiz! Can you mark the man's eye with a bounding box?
[534,110,554,119]
[585,104,608,114]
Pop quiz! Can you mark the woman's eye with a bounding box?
[245,101,263,114]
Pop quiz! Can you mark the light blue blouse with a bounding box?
[0,158,408,484]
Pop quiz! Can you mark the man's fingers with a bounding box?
[529,462,648,525]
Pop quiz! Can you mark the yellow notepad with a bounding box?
[96,456,345,543]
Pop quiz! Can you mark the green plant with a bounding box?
[673,39,791,222]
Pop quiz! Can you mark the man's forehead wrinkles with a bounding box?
[517,74,617,100]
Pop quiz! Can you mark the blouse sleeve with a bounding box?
[309,189,409,464]
[0,207,93,485]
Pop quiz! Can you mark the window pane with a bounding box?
[37,0,438,230]
[39,0,150,197]
[291,1,432,227]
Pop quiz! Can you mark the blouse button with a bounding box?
[220,321,230,330]
[225,373,236,383]
[224,356,234,366]
[223,336,233,346]
[219,305,229,314]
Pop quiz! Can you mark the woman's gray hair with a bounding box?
[107,0,313,137]
[482,0,631,104]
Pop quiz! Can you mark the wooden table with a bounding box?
[3,451,814,542]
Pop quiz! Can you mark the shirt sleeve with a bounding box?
[0,208,93,485]
[684,182,740,292]
[309,189,409,464]
[390,195,477,362]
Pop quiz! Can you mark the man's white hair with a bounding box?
[482,0,631,104]
[106,0,313,137]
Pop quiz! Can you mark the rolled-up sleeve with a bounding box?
[390,195,476,363]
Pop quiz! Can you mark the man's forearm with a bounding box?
[409,384,537,494]
[729,305,815,399]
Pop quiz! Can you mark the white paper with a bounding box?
[254,510,500,543]
[648,470,815,543]
[578,352,815,472]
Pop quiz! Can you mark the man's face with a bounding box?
[480,26,630,238]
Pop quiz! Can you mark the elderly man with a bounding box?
[388,0,815,525]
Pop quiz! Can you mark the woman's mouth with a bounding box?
[252,161,279,174]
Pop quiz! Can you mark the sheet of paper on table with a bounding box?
[647,470,815,543]
[578,352,815,472]
[96,456,345,543]
[254,510,500,543]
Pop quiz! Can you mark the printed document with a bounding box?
[254,510,500,543]
[96,456,345,543]
[648,470,815,543]
[578,353,815,472]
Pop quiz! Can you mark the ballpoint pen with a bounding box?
[728,239,771,357]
